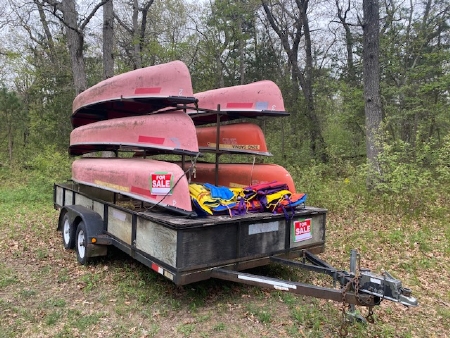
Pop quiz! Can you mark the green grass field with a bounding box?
[0,166,449,337]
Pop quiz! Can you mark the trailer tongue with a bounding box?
[211,249,417,337]
[229,251,417,308]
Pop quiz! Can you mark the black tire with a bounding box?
[61,213,75,250]
[75,221,89,265]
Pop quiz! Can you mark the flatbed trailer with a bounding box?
[54,181,326,285]
[53,182,416,314]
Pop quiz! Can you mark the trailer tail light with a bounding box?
[151,263,174,281]
[151,263,163,274]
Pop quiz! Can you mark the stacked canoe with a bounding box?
[70,61,199,216]
[69,60,300,216]
[186,81,296,193]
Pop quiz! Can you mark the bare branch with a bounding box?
[113,12,133,34]
[80,0,112,31]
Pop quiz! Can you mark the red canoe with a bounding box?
[69,111,199,156]
[179,162,296,193]
[196,123,271,156]
[72,61,197,128]
[188,80,289,124]
[72,158,193,215]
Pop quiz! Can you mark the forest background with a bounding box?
[1,0,450,200]
[0,0,449,337]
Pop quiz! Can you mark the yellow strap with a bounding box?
[266,190,292,204]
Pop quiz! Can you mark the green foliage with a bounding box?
[287,138,450,219]
[434,134,450,182]
[139,0,199,67]
[0,86,25,163]
[320,80,366,160]
[376,140,433,193]
[367,137,450,216]
[190,0,263,90]
[288,159,368,213]
[0,145,72,207]
[23,145,72,184]
[380,7,450,147]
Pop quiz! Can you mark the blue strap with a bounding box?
[203,183,234,200]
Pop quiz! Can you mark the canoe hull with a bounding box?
[189,80,289,124]
[180,162,296,192]
[72,158,193,214]
[196,123,271,156]
[69,111,199,156]
[72,61,196,128]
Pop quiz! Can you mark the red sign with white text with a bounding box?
[151,173,173,195]
[293,219,312,242]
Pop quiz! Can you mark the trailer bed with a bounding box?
[54,182,326,285]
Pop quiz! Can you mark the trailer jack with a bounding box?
[211,249,417,336]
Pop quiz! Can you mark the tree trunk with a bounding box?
[237,3,245,85]
[35,0,56,63]
[7,122,13,163]
[335,0,356,83]
[103,0,114,79]
[59,0,87,95]
[43,0,109,94]
[299,0,327,162]
[363,0,382,188]
[132,0,141,69]
[139,1,155,66]
[116,0,154,69]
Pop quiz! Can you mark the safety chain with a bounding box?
[353,275,376,323]
[339,275,376,337]
[367,306,375,324]
[338,278,354,337]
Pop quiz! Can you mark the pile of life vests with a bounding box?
[189,181,306,217]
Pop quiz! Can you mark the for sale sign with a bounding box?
[150,172,173,195]
[293,219,312,242]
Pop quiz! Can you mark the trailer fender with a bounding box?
[57,205,108,258]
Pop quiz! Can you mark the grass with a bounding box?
[0,165,449,338]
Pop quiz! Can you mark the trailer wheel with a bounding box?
[75,221,90,265]
[61,213,75,250]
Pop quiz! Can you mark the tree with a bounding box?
[103,0,114,79]
[380,0,450,147]
[261,0,328,161]
[41,0,110,94]
[326,0,366,158]
[114,0,155,69]
[362,0,382,187]
[334,0,359,84]
[0,87,23,162]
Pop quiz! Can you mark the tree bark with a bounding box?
[363,0,382,187]
[132,0,141,69]
[139,1,155,66]
[103,0,114,79]
[58,0,87,94]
